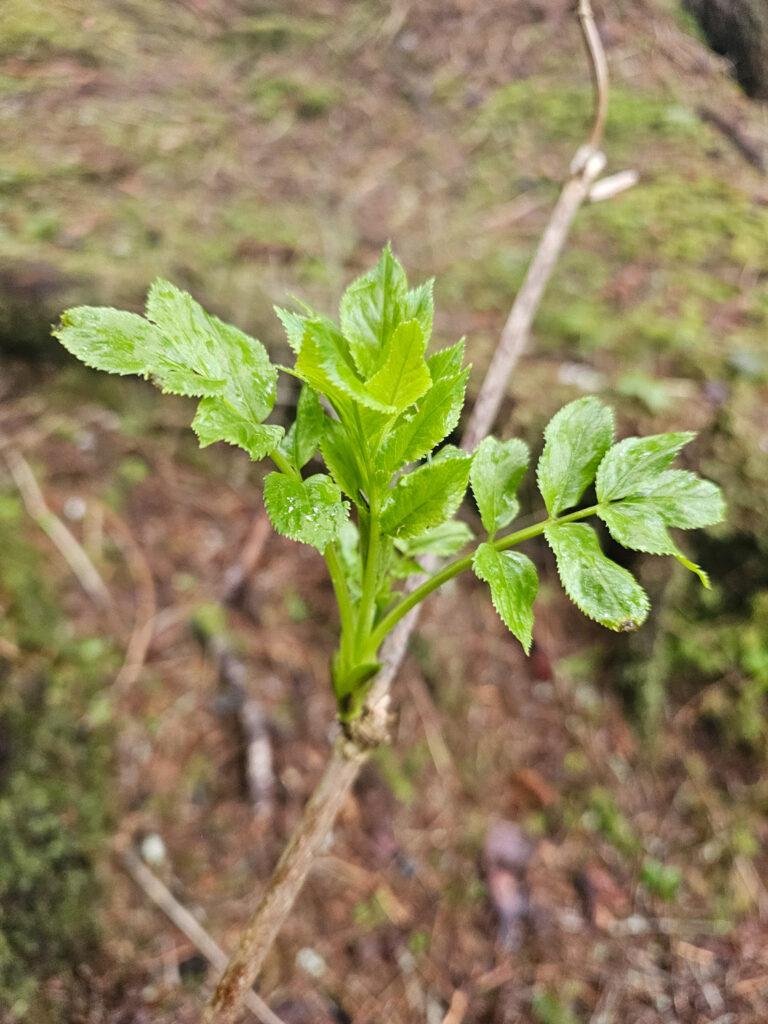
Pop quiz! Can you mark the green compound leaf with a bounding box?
[377,366,469,483]
[56,282,282,461]
[279,385,326,470]
[381,446,472,539]
[544,521,649,631]
[365,320,431,412]
[263,473,348,550]
[596,431,695,502]
[537,397,614,515]
[637,470,726,529]
[472,543,538,654]
[295,318,395,414]
[471,436,529,538]
[394,519,474,557]
[597,502,709,585]
[339,244,407,379]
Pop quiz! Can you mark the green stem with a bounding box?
[369,504,599,649]
[270,448,301,479]
[324,543,356,659]
[356,501,382,650]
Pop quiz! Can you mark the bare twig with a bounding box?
[204,4,614,1020]
[406,673,456,780]
[221,511,271,604]
[103,505,158,694]
[441,989,469,1024]
[4,448,113,608]
[118,844,286,1024]
[577,0,609,151]
[588,168,639,202]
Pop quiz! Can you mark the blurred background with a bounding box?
[1,1,767,1021]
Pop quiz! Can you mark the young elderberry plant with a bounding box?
[55,247,725,723]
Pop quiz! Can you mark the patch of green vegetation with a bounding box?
[479,82,703,158]
[219,197,314,253]
[640,857,682,900]
[674,589,768,753]
[611,370,768,751]
[532,989,581,1024]
[615,372,672,413]
[1,0,199,63]
[535,173,767,374]
[218,13,329,54]
[247,75,340,122]
[586,787,640,856]
[372,741,431,806]
[0,493,117,1014]
[443,159,764,382]
[584,175,768,267]
[407,929,431,956]
[707,385,768,539]
[283,589,309,623]
[351,890,390,930]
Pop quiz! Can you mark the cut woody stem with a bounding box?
[203,3,613,1020]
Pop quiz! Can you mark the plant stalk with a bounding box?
[356,502,382,646]
[324,542,355,660]
[269,448,300,479]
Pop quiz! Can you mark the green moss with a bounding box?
[479,82,703,158]
[674,589,768,753]
[0,511,116,1011]
[218,13,329,54]
[583,175,768,267]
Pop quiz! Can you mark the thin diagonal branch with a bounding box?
[4,447,113,608]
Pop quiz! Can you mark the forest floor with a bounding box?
[2,1,768,1022]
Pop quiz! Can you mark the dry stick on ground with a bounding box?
[3,447,113,609]
[117,845,287,1024]
[204,3,612,1020]
[103,504,159,694]
[441,989,470,1024]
